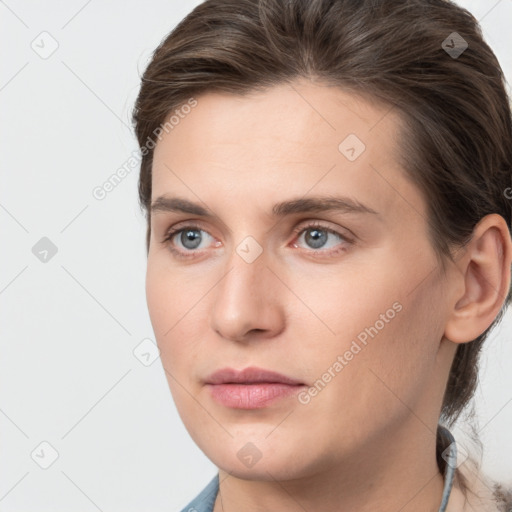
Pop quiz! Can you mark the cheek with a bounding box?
[145,254,200,336]
[347,280,444,411]
[303,256,443,407]
[282,254,400,359]
[145,261,197,371]
[145,263,171,340]
[301,293,440,452]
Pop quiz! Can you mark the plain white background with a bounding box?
[1,1,511,510]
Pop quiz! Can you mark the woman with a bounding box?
[132,0,512,510]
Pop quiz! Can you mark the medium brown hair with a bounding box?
[132,0,512,490]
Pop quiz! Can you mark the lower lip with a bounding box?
[205,383,305,409]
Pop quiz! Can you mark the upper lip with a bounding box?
[204,366,304,385]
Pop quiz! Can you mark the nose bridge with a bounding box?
[218,238,270,312]
[209,237,283,340]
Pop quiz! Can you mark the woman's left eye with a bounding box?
[291,223,352,255]
[161,222,353,259]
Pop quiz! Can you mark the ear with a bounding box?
[444,214,512,344]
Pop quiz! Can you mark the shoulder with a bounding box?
[179,473,219,512]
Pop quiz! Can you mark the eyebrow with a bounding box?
[150,195,379,218]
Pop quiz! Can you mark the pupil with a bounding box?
[181,229,201,249]
[306,228,327,249]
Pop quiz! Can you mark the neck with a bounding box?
[213,419,449,512]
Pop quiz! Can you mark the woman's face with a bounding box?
[147,79,455,479]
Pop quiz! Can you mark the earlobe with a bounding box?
[443,214,512,345]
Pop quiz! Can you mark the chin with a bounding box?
[205,439,315,482]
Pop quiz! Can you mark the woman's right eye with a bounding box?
[161,225,216,259]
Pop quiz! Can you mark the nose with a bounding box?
[209,245,286,343]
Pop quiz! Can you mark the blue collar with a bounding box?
[438,425,457,512]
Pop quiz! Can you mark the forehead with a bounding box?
[151,80,427,224]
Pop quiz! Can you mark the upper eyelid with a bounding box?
[165,216,350,232]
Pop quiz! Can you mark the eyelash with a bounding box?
[160,222,354,260]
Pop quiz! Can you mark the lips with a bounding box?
[203,366,306,409]
[204,366,305,385]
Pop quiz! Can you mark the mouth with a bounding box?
[204,366,306,409]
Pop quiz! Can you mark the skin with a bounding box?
[146,78,512,512]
